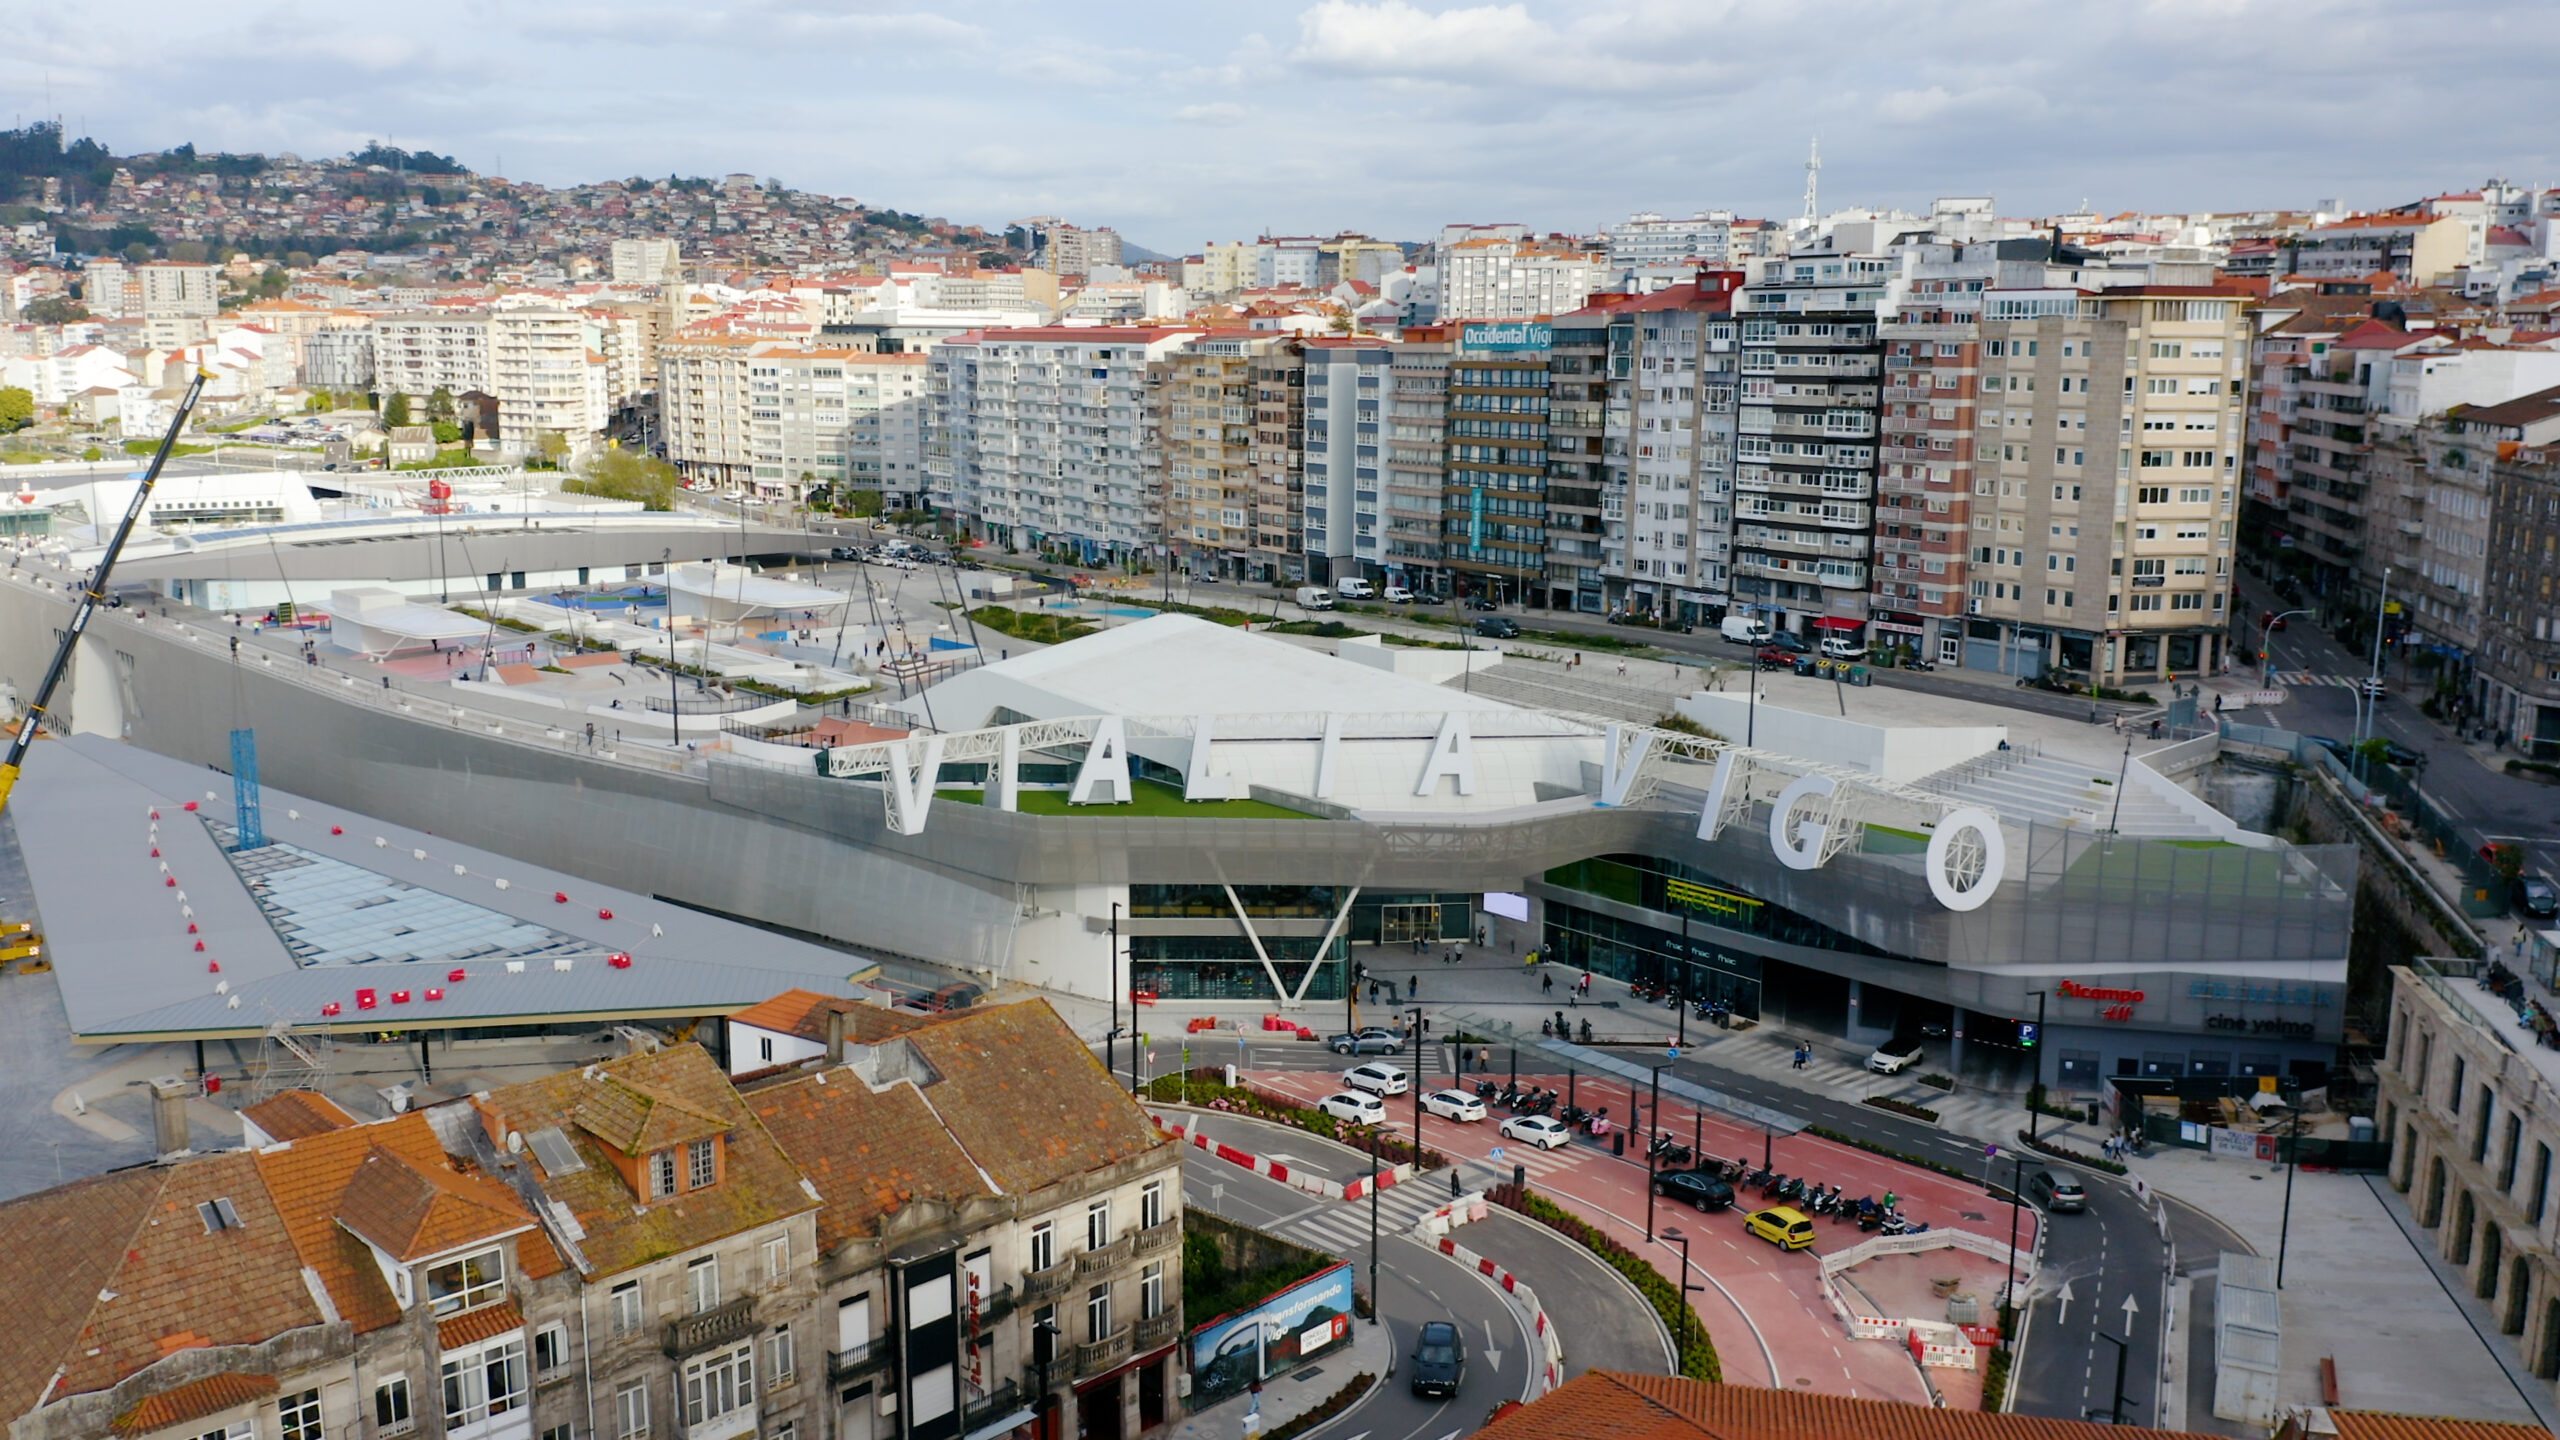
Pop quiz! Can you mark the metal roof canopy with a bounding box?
[1441,1008,1808,1136]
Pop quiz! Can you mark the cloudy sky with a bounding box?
[11,0,2558,252]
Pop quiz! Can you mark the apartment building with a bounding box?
[1302,337,1396,583]
[1732,247,1889,638]
[2379,960,2560,1396]
[927,328,1194,561]
[2287,213,2475,287]
[1588,281,1743,620]
[1166,333,1295,580]
[0,1002,1181,1440]
[1029,222,1121,279]
[1442,239,1602,323]
[1249,341,1307,579]
[79,259,218,319]
[376,310,494,405]
[304,325,376,391]
[1317,237,1404,289]
[1604,212,1736,270]
[1380,330,1454,592]
[489,307,606,458]
[1955,288,2252,684]
[1442,328,1552,602]
[660,339,930,505]
[1549,312,1614,611]
[610,238,683,284]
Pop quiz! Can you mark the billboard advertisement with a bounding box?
[1460,321,1552,352]
[1187,1262,1355,1403]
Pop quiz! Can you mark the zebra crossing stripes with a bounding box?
[2266,670,2370,689]
[1281,1185,1451,1254]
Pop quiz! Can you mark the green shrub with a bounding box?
[1264,1372,1374,1440]
[966,605,1096,644]
[1488,1184,1720,1381]
[1917,1073,1956,1091]
[1865,1095,1941,1123]
[2018,1129,2125,1176]
[1981,1340,2013,1411]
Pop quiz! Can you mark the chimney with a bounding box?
[826,1003,849,1064]
[150,1075,193,1157]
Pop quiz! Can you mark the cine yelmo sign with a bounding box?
[1460,321,1553,351]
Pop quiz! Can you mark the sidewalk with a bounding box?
[1162,1298,1390,1440]
[2123,1144,2549,1429]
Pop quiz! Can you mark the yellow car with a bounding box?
[1743,1205,1818,1251]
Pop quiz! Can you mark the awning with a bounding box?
[963,1409,1036,1440]
[1812,617,1863,631]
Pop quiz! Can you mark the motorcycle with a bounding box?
[1475,1079,1500,1100]
[1838,1194,1873,1224]
[1560,1104,1590,1128]
[1742,1165,1773,1191]
[1497,1085,1519,1108]
[1582,1107,1611,1135]
[1777,1176,1807,1205]
[1760,1171,1788,1199]
[1855,1199,1886,1231]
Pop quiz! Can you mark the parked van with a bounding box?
[1295,585,1336,611]
[1720,614,1772,645]
[1334,577,1376,600]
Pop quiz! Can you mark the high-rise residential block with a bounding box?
[1442,238,1602,322]
[1168,333,1300,581]
[661,338,932,504]
[374,310,493,403]
[489,306,606,458]
[1442,326,1552,602]
[1380,330,1455,591]
[608,237,682,284]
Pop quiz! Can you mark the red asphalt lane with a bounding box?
[1256,1068,2040,1403]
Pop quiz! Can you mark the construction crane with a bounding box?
[0,366,213,817]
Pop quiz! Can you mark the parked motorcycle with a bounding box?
[1838,1194,1873,1224]
[1561,1104,1591,1127]
[1743,1165,1774,1191]
[1475,1079,1500,1100]
[1760,1171,1789,1199]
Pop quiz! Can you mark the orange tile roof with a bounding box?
[109,1372,278,1436]
[1472,1371,2228,1440]
[486,1045,817,1278]
[0,1167,170,1415]
[2325,1414,2557,1440]
[571,1069,732,1153]
[748,1068,996,1250]
[435,1298,527,1351]
[900,1000,1166,1196]
[335,1144,537,1262]
[240,1090,359,1141]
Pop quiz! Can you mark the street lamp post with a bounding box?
[1366,1122,1381,1325]
[2260,607,2315,687]
[1108,902,1122,1094]
[2278,1090,2303,1287]
[1407,1005,1427,1174]
[1660,1227,1700,1368]
[2010,988,2046,1316]
[1646,1062,1664,1241]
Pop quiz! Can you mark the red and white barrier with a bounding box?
[1411,1191,1489,1238]
[1430,1231,1565,1397]
[1151,1113,1412,1201]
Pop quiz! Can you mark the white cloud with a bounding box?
[1173,102,1248,126]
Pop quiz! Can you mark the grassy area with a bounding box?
[121,439,217,457]
[965,605,1095,644]
[936,778,1314,819]
[2052,837,2289,901]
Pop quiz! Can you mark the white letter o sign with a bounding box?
[1925,807,2006,912]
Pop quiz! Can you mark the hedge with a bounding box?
[1864,1095,1941,1123]
[1980,1339,2014,1411]
[2018,1129,2127,1176]
[1488,1183,1721,1382]
[1264,1372,1374,1440]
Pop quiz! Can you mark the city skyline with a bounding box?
[10,0,2560,249]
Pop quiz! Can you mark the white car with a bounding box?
[1343,1062,1411,1096]
[1319,1091,1387,1125]
[1382,585,1416,604]
[1867,1040,1924,1075]
[1819,637,1868,660]
[1421,1089,1486,1122]
[1499,1115,1571,1149]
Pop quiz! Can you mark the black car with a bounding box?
[2517,874,2560,921]
[2375,738,2426,768]
[1474,616,1521,639]
[1409,1320,1465,1398]
[1652,1169,1736,1212]
[1761,631,1811,655]
[1466,596,1499,612]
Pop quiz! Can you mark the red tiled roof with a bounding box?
[748,1066,996,1249]
[335,1144,537,1262]
[435,1298,527,1351]
[109,1372,278,1436]
[2323,1414,2555,1439]
[1473,1371,2227,1440]
[241,1090,360,1142]
[900,999,1166,1196]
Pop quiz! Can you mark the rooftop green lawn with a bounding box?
[935,777,1315,819]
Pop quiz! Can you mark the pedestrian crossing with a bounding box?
[2265,670,2376,689]
[1690,1033,2022,1142]
[1276,1184,1453,1255]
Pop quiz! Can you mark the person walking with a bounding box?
[1407,974,1417,1000]
[1541,971,1554,995]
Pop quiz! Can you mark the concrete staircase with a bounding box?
[1457,662,1695,725]
[1916,748,2228,840]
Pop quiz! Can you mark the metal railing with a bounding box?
[828,1337,893,1380]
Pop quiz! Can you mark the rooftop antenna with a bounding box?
[1802,138,1821,225]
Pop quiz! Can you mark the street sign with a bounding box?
[1666,1046,1680,1059]
[1985,1143,2000,1158]
[1489,1146,1505,1161]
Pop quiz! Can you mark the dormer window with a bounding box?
[427,1246,506,1316]
[652,1150,679,1200]
[689,1138,716,1189]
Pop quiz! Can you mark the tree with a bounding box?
[382,392,412,427]
[0,386,32,433]
[284,250,314,270]
[533,431,571,470]
[426,386,455,423]
[566,448,678,511]
[848,488,884,519]
[167,240,210,263]
[23,296,87,324]
[122,241,153,265]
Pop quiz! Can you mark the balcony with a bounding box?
[829,1338,894,1381]
[1075,1327,1132,1379]
[1134,1311,1182,1351]
[665,1296,758,1358]
[1077,1234,1136,1275]
[1024,1258,1078,1301]
[1134,1220,1180,1257]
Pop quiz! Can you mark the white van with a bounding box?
[1295,585,1336,611]
[1720,614,1771,645]
[1334,577,1376,600]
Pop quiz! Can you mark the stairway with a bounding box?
[1457,662,1697,725]
[1915,749,2228,840]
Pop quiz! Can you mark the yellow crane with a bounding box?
[0,366,214,816]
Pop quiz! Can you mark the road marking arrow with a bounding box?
[2057,1278,2075,1328]
[2121,1292,2141,1327]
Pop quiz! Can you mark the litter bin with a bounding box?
[1612,1131,1625,1157]
[1849,665,1869,686]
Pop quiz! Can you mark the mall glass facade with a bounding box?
[1123,886,1475,1001]
[1539,854,1895,1019]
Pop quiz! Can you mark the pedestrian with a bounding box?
[1883,1189,1897,1212]
[1407,974,1417,999]
[1616,660,1628,678]
[1478,1046,1490,1072]
[1542,971,1554,995]
[1554,1010,1567,1036]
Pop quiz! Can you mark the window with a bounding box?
[2532,1144,2552,1226]
[194,1424,251,1440]
[1030,1221,1056,1272]
[616,1381,650,1440]
[1141,1261,1165,1319]
[689,1138,718,1190]
[766,1324,797,1384]
[761,1233,790,1282]
[374,1377,415,1437]
[426,1248,506,1317]
[1087,1283,1113,1342]
[278,1392,322,1440]
[533,1321,568,1373]
[1087,1200,1112,1251]
[1141,1182,1165,1231]
[441,1340,528,1431]
[611,1281,645,1335]
[544,1426,574,1440]
[688,1255,721,1315]
[681,1345,755,1428]
[652,1150,679,1199]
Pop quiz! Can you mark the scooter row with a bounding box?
[1622,980,1740,1027]
[1734,1165,1929,1234]
[1472,1079,1559,1116]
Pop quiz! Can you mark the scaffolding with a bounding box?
[251,1019,334,1101]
